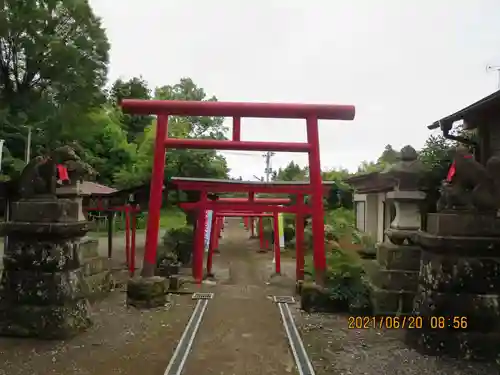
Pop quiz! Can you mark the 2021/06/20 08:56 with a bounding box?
[347,315,469,330]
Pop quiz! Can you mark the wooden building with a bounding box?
[428,90,500,164]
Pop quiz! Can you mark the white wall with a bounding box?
[354,192,390,244]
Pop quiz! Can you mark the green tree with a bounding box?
[77,107,137,186]
[114,78,230,190]
[378,144,400,164]
[154,78,227,139]
[356,144,401,174]
[109,76,152,143]
[0,0,109,175]
[273,161,307,181]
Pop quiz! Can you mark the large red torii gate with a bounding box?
[121,99,355,285]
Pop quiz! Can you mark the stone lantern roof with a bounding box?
[380,145,426,191]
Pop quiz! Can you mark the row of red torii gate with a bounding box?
[117,98,355,286]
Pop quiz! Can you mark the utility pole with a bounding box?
[25,126,32,164]
[486,64,500,90]
[0,139,4,173]
[263,151,275,182]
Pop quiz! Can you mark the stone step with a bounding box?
[377,242,421,271]
[368,282,416,315]
[367,266,418,291]
[82,256,110,277]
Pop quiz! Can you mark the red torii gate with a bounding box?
[217,196,291,236]
[206,211,276,277]
[121,100,355,285]
[179,198,298,280]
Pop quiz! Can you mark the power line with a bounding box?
[221,151,263,157]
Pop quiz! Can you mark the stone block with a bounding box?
[0,299,92,339]
[0,269,85,305]
[426,212,500,237]
[368,283,415,315]
[417,231,500,256]
[127,276,168,308]
[82,271,113,301]
[78,236,99,259]
[368,267,418,291]
[405,329,500,361]
[2,221,90,237]
[3,237,83,272]
[168,275,180,291]
[82,257,110,276]
[11,199,83,223]
[377,242,421,271]
[300,282,348,313]
[412,287,500,332]
[419,251,500,294]
[157,263,180,278]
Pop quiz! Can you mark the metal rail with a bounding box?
[163,293,214,375]
[274,296,316,375]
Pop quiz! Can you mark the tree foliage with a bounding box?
[113,78,229,189]
[357,144,400,174]
[0,0,109,170]
[272,161,307,181]
[109,76,152,142]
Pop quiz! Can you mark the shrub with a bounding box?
[161,225,194,266]
[304,245,370,313]
[284,225,295,244]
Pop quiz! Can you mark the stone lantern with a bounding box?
[368,146,426,315]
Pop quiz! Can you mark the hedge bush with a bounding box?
[161,225,194,266]
[304,244,370,313]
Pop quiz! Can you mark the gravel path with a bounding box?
[292,310,500,375]
[0,289,196,375]
[0,230,191,375]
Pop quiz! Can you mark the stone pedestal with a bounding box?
[0,198,93,339]
[127,276,168,308]
[367,190,425,315]
[406,212,500,361]
[368,241,420,315]
[57,184,113,301]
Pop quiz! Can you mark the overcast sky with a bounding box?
[89,0,500,180]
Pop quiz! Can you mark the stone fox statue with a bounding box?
[17,146,94,199]
[437,146,500,213]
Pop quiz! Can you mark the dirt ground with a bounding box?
[1,221,500,375]
[182,219,297,375]
[0,231,194,375]
[293,310,500,375]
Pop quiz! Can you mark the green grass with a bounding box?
[88,207,187,237]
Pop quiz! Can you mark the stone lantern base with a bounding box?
[0,198,107,339]
[406,212,500,361]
